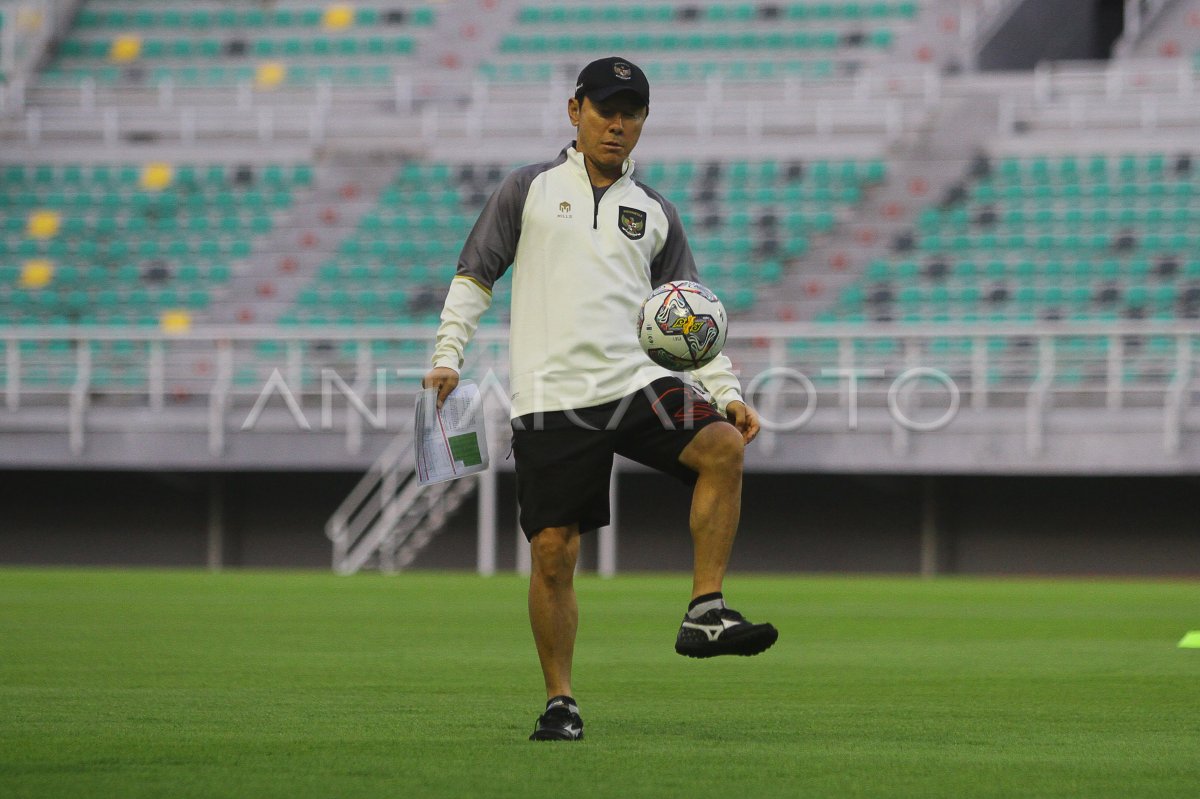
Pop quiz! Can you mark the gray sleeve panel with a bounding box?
[637,180,699,286]
[456,153,566,290]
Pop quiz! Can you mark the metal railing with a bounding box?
[325,434,483,575]
[324,350,499,574]
[2,92,928,148]
[14,61,1200,153]
[25,61,1200,120]
[2,321,1196,458]
[1027,59,1197,103]
[989,59,1200,135]
[1001,87,1200,135]
[24,65,949,111]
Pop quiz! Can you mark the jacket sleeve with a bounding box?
[431,277,492,371]
[689,354,744,415]
[431,167,534,371]
[647,197,745,414]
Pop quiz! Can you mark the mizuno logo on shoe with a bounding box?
[681,617,743,641]
[676,606,778,659]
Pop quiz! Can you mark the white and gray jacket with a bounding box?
[432,143,744,419]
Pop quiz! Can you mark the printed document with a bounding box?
[415,380,490,485]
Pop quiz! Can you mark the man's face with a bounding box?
[568,93,648,179]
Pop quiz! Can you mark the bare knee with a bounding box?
[682,422,744,476]
[530,526,579,586]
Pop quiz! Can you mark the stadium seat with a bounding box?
[285,155,882,325]
[42,0,434,86]
[0,162,309,328]
[488,0,912,83]
[824,150,1200,384]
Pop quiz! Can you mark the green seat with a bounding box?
[1152,285,1177,308]
[142,39,167,58]
[870,29,895,48]
[76,9,102,28]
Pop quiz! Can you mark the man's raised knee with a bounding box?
[682,422,744,475]
[708,423,745,469]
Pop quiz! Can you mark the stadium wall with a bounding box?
[979,0,1120,69]
[3,471,1198,577]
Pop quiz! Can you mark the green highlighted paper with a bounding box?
[414,380,490,485]
[1178,631,1200,649]
[448,433,483,467]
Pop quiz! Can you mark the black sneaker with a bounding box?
[675,606,778,658]
[529,696,584,741]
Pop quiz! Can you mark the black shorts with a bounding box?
[511,377,729,539]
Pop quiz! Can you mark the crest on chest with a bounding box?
[618,206,646,240]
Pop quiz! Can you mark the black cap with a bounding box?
[574,56,649,106]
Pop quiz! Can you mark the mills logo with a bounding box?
[556,200,572,219]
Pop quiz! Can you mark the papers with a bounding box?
[414,380,490,486]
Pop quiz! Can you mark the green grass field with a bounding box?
[1,569,1197,798]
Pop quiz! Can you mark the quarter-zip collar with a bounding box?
[564,142,636,190]
[564,142,636,229]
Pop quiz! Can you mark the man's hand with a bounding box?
[724,400,760,445]
[422,366,460,409]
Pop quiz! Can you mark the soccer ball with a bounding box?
[636,281,728,371]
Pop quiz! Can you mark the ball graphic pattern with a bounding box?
[636,281,728,371]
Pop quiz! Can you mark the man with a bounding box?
[423,57,777,742]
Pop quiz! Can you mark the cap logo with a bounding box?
[613,62,632,80]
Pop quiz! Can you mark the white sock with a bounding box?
[686,595,726,619]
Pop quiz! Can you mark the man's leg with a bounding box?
[528,524,581,699]
[678,422,745,600]
[674,421,776,658]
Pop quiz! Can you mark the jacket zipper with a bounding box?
[592,191,601,230]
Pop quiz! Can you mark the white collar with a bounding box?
[565,143,636,187]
